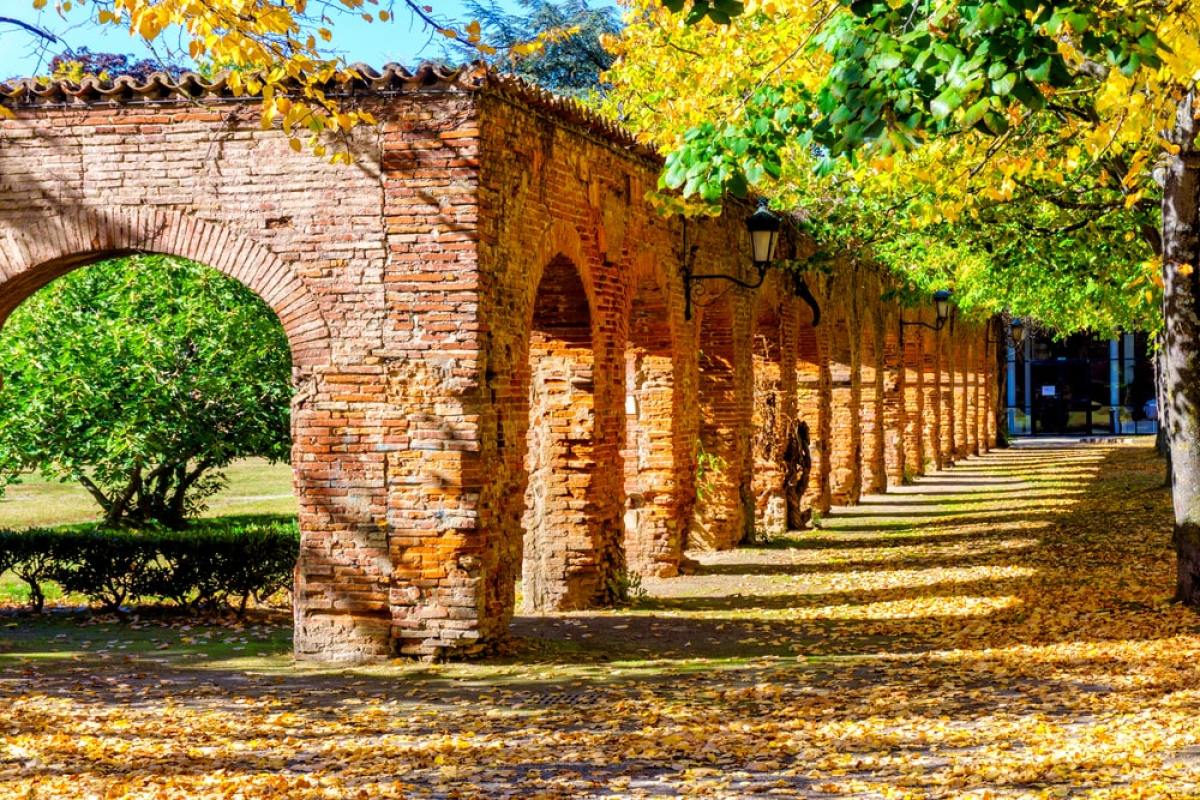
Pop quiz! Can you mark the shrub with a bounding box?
[0,529,60,612]
[0,518,299,614]
[49,528,160,611]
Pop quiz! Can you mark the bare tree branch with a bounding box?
[0,16,62,46]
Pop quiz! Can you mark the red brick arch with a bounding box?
[523,218,597,323]
[0,207,332,369]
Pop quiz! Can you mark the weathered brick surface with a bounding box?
[881,305,906,486]
[0,71,1000,661]
[859,269,887,495]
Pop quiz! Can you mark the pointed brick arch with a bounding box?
[0,207,331,368]
[521,252,604,611]
[524,219,598,325]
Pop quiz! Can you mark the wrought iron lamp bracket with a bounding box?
[678,216,822,326]
[899,316,948,333]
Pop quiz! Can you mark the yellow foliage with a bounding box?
[602,0,1200,219]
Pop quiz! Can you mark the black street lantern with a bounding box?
[680,199,819,324]
[933,289,952,325]
[747,199,782,267]
[988,315,1027,349]
[901,289,954,332]
[1010,318,1026,347]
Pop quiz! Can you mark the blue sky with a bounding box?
[0,2,511,79]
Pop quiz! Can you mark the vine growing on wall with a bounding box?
[693,440,727,504]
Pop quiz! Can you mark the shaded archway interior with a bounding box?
[522,254,598,612]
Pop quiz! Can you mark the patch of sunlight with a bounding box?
[791,564,1038,595]
[0,649,87,662]
[809,518,1054,543]
[778,537,1041,567]
[215,654,779,685]
[792,594,1022,620]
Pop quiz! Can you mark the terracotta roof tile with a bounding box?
[0,62,658,161]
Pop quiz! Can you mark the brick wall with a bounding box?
[0,69,1001,661]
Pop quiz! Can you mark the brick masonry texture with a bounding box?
[0,70,999,661]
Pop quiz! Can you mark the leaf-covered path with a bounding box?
[4,441,1200,798]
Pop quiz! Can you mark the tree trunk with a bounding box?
[782,420,813,530]
[1160,90,1200,606]
[1154,335,1172,486]
[100,467,142,528]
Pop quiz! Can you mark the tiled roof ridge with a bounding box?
[0,61,660,160]
[0,61,462,104]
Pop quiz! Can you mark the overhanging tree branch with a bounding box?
[0,16,62,46]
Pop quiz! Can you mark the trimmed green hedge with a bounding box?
[0,519,298,613]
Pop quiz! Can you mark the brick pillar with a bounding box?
[901,312,925,477]
[827,268,861,505]
[922,313,944,471]
[693,290,754,550]
[777,298,799,523]
[798,298,825,512]
[973,329,986,454]
[520,255,603,611]
[623,273,683,578]
[964,328,979,456]
[860,285,887,494]
[510,250,627,615]
[751,289,795,537]
[882,305,907,486]
[374,113,504,661]
[984,328,998,449]
[940,316,956,464]
[293,370,395,662]
[813,288,835,514]
[955,320,969,459]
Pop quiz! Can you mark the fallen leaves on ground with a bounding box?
[3,442,1200,798]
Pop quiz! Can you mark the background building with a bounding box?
[1007,331,1157,436]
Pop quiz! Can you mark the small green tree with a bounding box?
[0,255,293,529]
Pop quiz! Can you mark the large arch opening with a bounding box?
[751,292,788,537]
[0,213,395,663]
[622,271,682,577]
[797,296,826,515]
[0,252,298,607]
[521,254,599,612]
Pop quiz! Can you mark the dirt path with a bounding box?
[4,441,1200,798]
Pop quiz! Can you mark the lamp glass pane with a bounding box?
[751,229,773,263]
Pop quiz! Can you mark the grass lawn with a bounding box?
[0,459,296,605]
[0,458,296,529]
